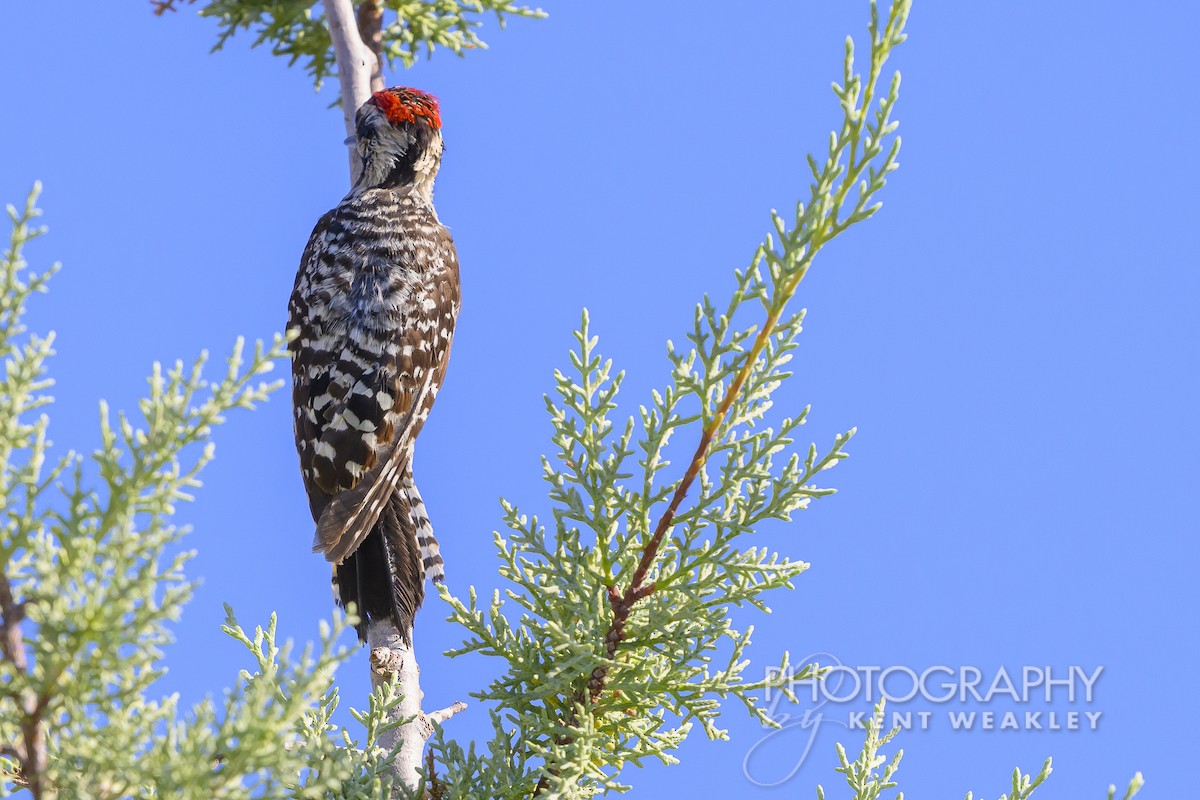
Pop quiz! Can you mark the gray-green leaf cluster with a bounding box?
[817,701,1143,800]
[0,186,403,799]
[430,2,910,796]
[174,0,546,91]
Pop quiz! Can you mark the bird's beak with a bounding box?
[343,134,357,146]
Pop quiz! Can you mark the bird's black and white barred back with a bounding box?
[289,87,459,642]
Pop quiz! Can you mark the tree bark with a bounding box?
[325,0,381,184]
[369,625,467,790]
[0,573,46,799]
[355,0,386,93]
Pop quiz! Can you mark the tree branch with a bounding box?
[367,622,424,790]
[582,299,789,703]
[324,0,379,183]
[149,0,195,15]
[355,0,386,94]
[368,624,468,791]
[0,572,46,800]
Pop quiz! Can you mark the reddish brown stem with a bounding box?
[0,572,46,799]
[149,0,194,15]
[533,305,791,798]
[586,303,785,697]
[425,746,445,799]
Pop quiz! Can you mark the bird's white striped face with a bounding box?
[350,91,444,204]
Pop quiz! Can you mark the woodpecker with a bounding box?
[288,87,460,642]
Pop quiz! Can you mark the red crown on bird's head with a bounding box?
[368,87,441,131]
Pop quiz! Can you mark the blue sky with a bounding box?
[1,1,1195,796]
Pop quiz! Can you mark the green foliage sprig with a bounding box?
[156,0,546,91]
[0,185,403,799]
[816,701,1142,800]
[429,2,911,796]
[818,702,904,800]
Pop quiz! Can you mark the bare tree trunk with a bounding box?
[355,0,386,92]
[368,625,467,791]
[322,3,465,794]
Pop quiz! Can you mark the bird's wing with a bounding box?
[290,209,342,519]
[312,383,424,563]
[291,206,460,563]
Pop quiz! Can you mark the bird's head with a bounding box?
[349,87,444,199]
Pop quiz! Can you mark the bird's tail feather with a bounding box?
[402,472,445,583]
[334,489,425,643]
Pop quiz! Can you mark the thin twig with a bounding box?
[426,701,469,728]
[149,0,195,15]
[425,746,445,800]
